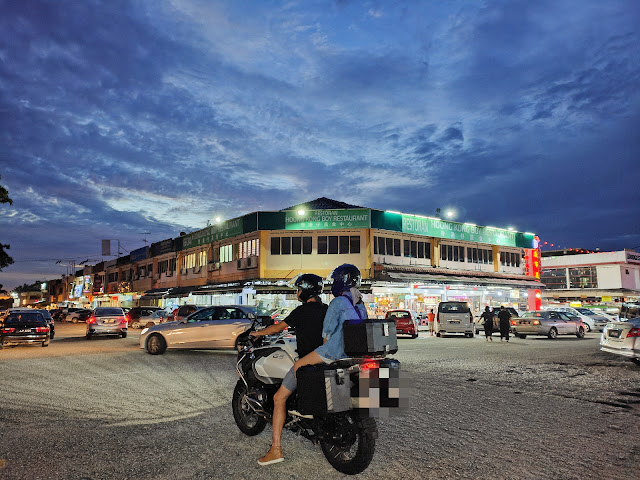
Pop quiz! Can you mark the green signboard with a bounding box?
[284,209,370,230]
[400,214,534,248]
[181,218,244,250]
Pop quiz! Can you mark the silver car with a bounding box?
[555,307,608,332]
[511,310,586,339]
[140,305,256,355]
[86,307,128,339]
[600,317,640,364]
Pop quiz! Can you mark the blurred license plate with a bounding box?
[18,329,32,333]
[608,330,621,338]
[450,320,460,324]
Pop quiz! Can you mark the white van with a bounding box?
[436,301,474,338]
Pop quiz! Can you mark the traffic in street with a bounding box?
[1,322,638,480]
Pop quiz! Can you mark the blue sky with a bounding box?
[1,0,639,290]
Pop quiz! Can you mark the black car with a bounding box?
[7,308,55,339]
[0,311,50,348]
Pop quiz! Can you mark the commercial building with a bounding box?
[48,198,543,316]
[541,249,640,304]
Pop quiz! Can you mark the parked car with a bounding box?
[554,307,608,332]
[436,301,474,337]
[270,306,296,324]
[126,306,165,328]
[0,311,50,348]
[510,310,586,339]
[86,307,128,339]
[174,304,207,322]
[7,308,55,339]
[385,309,419,338]
[140,305,257,355]
[65,308,93,323]
[600,317,640,365]
[130,310,170,329]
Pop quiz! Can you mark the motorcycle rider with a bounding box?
[250,273,327,466]
[293,264,368,377]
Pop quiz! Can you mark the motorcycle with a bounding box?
[231,324,401,475]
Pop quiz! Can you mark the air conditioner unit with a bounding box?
[208,262,221,272]
[237,256,258,270]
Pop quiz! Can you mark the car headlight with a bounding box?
[141,328,149,335]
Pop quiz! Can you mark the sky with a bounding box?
[1,0,639,291]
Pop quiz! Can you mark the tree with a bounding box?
[0,175,14,271]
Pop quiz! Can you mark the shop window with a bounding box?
[318,235,361,255]
[569,266,597,288]
[541,268,567,289]
[273,236,311,255]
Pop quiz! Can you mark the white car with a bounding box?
[130,310,169,329]
[600,317,640,365]
[554,307,608,332]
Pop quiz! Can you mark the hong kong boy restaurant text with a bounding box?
[49,198,543,316]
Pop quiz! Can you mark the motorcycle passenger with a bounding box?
[293,263,368,376]
[250,274,327,466]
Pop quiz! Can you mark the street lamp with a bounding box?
[445,209,456,220]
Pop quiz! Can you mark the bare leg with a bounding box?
[271,384,292,447]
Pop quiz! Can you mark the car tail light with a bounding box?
[125,313,131,321]
[533,320,541,325]
[87,316,96,324]
[120,316,127,325]
[511,320,517,325]
[35,326,49,333]
[627,328,640,338]
[436,313,440,323]
[1,327,15,333]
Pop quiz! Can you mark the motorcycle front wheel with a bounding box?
[231,380,267,436]
[320,412,376,475]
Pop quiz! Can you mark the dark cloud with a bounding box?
[1,0,639,289]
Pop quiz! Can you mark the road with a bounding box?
[0,323,638,480]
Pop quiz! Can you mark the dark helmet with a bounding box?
[293,273,324,302]
[329,264,361,297]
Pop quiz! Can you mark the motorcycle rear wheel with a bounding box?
[232,380,267,436]
[320,412,376,475]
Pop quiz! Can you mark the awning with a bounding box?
[374,264,543,289]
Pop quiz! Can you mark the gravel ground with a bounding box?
[0,324,637,480]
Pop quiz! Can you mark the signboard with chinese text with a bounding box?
[284,209,370,230]
[181,218,244,250]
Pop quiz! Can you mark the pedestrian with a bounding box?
[498,306,512,342]
[427,308,435,336]
[481,306,494,341]
[250,274,327,466]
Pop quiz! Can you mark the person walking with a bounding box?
[427,308,435,336]
[250,274,327,466]
[498,306,512,342]
[481,306,494,341]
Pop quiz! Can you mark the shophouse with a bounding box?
[46,198,543,316]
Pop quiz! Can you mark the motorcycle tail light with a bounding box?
[627,328,640,338]
[360,361,379,371]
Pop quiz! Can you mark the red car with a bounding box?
[385,310,419,338]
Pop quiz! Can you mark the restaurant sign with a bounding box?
[181,218,244,249]
[401,214,535,248]
[285,209,370,230]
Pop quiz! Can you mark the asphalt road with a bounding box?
[0,323,638,480]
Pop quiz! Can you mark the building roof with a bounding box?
[281,197,364,211]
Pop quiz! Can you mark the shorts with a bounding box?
[282,367,297,392]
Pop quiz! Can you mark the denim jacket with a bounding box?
[315,294,368,362]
